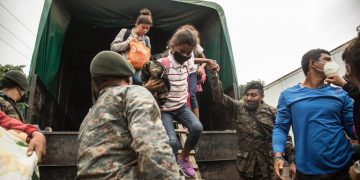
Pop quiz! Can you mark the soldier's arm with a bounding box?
[211,72,242,110]
[110,29,132,53]
[125,87,180,180]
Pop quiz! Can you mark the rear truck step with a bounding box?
[40,131,239,179]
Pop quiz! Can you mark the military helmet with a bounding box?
[90,51,135,77]
[3,70,29,91]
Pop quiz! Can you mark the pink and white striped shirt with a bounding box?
[158,53,194,111]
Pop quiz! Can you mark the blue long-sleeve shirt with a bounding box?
[273,84,355,175]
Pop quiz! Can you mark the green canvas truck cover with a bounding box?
[30,0,238,130]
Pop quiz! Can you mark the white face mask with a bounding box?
[324,61,339,77]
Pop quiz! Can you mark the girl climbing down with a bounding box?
[144,26,203,178]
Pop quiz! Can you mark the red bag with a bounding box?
[128,39,150,69]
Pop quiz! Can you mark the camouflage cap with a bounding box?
[90,51,135,77]
[4,70,29,91]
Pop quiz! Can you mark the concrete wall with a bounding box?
[264,41,350,107]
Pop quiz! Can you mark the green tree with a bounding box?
[0,64,26,80]
[238,79,266,99]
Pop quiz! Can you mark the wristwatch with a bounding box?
[355,161,360,174]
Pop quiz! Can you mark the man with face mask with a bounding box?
[273,49,355,180]
[76,51,180,179]
[207,61,294,180]
[0,70,29,122]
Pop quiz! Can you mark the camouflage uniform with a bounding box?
[140,60,170,106]
[76,85,180,180]
[211,74,294,180]
[0,91,23,121]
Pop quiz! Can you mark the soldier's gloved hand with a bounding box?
[143,78,164,92]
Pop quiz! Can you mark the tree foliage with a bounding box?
[0,64,26,80]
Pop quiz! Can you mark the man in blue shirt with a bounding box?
[273,49,355,180]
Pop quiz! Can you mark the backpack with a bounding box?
[123,29,151,69]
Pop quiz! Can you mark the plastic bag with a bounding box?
[0,127,39,180]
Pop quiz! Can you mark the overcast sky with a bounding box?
[0,0,359,85]
[210,0,360,84]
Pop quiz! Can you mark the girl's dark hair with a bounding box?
[342,31,360,78]
[181,24,200,44]
[0,77,18,90]
[135,8,152,25]
[168,27,197,50]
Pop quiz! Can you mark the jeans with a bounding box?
[132,69,142,85]
[161,104,203,154]
[188,72,198,108]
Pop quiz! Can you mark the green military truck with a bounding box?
[27,0,240,179]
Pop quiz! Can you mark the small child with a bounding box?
[182,25,207,119]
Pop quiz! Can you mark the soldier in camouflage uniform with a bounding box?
[207,61,295,180]
[0,70,46,162]
[0,70,29,121]
[76,51,180,180]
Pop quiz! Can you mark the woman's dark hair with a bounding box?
[135,8,152,25]
[168,27,197,50]
[301,48,330,75]
[0,77,19,90]
[342,31,360,78]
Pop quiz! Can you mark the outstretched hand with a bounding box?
[27,131,46,163]
[207,60,220,75]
